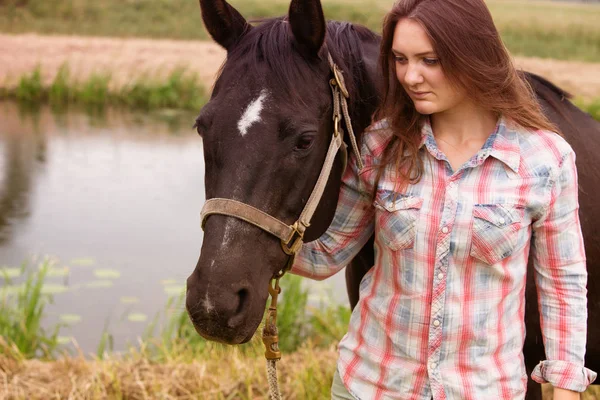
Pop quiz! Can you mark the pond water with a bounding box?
[0,102,347,353]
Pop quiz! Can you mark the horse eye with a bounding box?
[295,135,315,151]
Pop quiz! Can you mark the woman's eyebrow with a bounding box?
[392,49,436,57]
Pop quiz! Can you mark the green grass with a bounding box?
[140,274,349,362]
[2,65,208,110]
[574,97,600,121]
[0,259,348,360]
[0,261,62,359]
[0,0,599,62]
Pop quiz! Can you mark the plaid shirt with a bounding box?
[291,117,596,399]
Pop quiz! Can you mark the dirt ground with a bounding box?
[1,33,599,100]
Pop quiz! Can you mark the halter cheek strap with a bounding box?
[200,53,361,274]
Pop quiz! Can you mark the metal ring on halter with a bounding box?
[333,115,341,137]
[332,65,349,98]
[280,221,304,256]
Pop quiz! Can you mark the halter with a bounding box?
[200,53,363,275]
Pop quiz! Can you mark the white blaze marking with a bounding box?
[204,292,214,313]
[237,89,268,136]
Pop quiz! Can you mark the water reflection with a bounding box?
[0,105,46,244]
[0,102,205,351]
[0,102,347,353]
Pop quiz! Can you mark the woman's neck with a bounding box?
[430,100,498,146]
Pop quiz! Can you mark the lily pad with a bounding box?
[0,267,22,279]
[57,336,72,345]
[1,284,25,295]
[164,285,185,296]
[59,314,82,324]
[41,284,69,295]
[120,296,140,304]
[85,280,114,289]
[127,313,148,322]
[70,258,95,267]
[47,266,70,277]
[93,269,121,279]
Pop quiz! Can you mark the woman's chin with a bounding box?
[413,101,438,115]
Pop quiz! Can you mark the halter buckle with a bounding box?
[281,221,305,256]
[333,115,341,137]
[332,63,349,99]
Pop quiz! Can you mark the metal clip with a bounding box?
[281,221,304,256]
[262,278,282,360]
[263,334,281,360]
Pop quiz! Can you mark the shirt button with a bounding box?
[441,226,449,234]
[430,362,437,369]
[433,320,440,327]
[438,273,444,280]
[498,217,506,224]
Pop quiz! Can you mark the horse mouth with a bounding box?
[187,310,258,345]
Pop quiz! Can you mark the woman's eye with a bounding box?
[394,56,407,64]
[424,58,439,66]
[295,135,315,151]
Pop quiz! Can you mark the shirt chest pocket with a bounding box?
[470,204,524,265]
[374,194,424,251]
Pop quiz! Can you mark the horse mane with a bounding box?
[522,71,572,100]
[222,18,379,110]
[519,70,577,132]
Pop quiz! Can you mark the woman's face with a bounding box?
[392,18,466,115]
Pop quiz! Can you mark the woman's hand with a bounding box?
[553,387,580,400]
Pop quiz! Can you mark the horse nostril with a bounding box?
[236,288,249,315]
[227,287,251,329]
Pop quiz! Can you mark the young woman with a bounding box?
[290,0,597,399]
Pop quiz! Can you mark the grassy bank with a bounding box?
[0,0,599,62]
[2,66,600,120]
[0,66,207,111]
[1,262,599,399]
[0,260,349,398]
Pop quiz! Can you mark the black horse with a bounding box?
[185,0,599,398]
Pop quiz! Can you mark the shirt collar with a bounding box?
[419,116,520,173]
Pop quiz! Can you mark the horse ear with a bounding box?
[288,0,326,57]
[199,0,251,51]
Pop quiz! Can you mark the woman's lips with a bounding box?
[410,91,431,99]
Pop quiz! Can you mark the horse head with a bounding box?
[186,0,379,344]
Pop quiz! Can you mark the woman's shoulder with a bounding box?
[513,124,575,172]
[361,118,396,159]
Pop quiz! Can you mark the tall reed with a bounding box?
[0,261,62,359]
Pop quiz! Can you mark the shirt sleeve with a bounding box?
[290,152,375,281]
[530,149,597,392]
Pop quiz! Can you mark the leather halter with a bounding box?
[200,53,362,275]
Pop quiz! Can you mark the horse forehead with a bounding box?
[237,89,270,137]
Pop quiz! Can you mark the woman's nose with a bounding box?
[404,63,424,86]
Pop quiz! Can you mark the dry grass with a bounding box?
[0,0,599,61]
[0,340,338,400]
[2,343,599,399]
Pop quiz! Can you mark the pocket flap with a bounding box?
[473,204,522,227]
[375,192,424,212]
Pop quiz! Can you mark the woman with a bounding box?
[290,0,597,399]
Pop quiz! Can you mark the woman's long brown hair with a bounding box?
[374,0,557,190]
